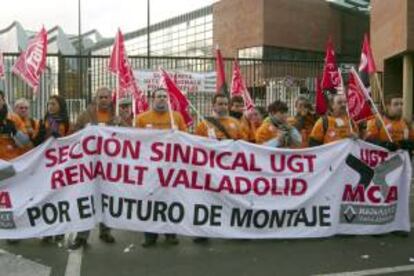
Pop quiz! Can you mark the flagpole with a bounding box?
[115,75,120,117]
[345,103,355,134]
[338,68,355,134]
[374,72,386,113]
[0,52,7,104]
[188,100,205,124]
[188,99,217,136]
[147,0,151,69]
[115,31,120,117]
[78,0,83,107]
[370,99,393,142]
[132,94,136,127]
[166,92,177,130]
[1,56,10,110]
[370,100,393,142]
[352,67,393,142]
[3,76,11,112]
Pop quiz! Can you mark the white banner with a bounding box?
[134,70,216,94]
[0,126,411,239]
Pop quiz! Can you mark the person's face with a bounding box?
[272,111,288,123]
[332,94,347,116]
[15,103,30,118]
[119,104,132,119]
[214,97,229,117]
[296,99,309,116]
[47,98,60,115]
[247,109,262,125]
[152,90,168,112]
[231,102,244,113]
[387,98,403,117]
[97,89,112,110]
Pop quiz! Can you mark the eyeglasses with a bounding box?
[99,96,110,99]
[155,95,167,99]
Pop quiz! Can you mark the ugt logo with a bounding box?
[342,154,402,205]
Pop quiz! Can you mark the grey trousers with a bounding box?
[75,223,111,240]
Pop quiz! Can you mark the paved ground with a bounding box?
[2,227,414,276]
[0,180,413,276]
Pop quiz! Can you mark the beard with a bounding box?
[153,103,168,112]
[98,103,112,111]
[229,110,243,119]
[215,109,228,117]
[387,113,402,120]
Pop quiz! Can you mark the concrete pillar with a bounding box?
[403,54,413,121]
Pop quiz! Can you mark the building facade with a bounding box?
[371,0,413,121]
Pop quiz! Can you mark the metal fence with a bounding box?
[0,53,357,122]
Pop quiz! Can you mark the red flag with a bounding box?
[315,76,327,115]
[321,37,340,91]
[230,60,255,112]
[346,67,375,123]
[160,68,193,126]
[108,29,126,75]
[108,29,148,114]
[130,74,149,114]
[12,27,47,92]
[133,92,149,115]
[215,45,228,95]
[358,34,377,88]
[109,29,135,98]
[0,50,5,78]
[359,34,376,74]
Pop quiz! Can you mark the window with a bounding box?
[238,47,263,59]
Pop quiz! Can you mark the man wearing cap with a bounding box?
[118,98,133,127]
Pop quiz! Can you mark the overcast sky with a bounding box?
[0,0,218,37]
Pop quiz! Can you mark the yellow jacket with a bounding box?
[195,116,244,140]
[135,110,187,131]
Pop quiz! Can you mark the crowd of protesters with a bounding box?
[0,85,413,249]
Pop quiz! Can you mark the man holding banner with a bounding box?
[69,87,125,250]
[118,98,134,127]
[309,94,358,147]
[255,100,302,148]
[135,88,186,247]
[193,93,245,243]
[366,94,414,156]
[229,96,245,121]
[73,87,124,130]
[287,96,318,148]
[229,95,254,142]
[240,106,263,143]
[195,93,244,141]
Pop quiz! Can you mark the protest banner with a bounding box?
[0,126,410,239]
